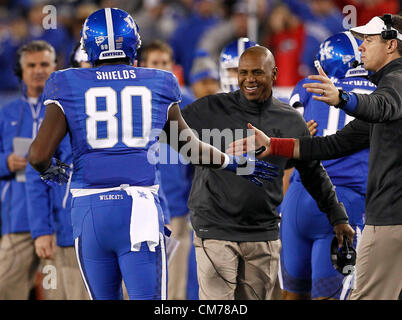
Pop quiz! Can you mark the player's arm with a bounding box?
[227,119,369,160]
[162,104,279,186]
[304,65,402,122]
[28,104,68,173]
[165,103,225,169]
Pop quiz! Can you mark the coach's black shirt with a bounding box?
[182,90,348,242]
[299,57,402,226]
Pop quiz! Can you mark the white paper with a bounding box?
[165,235,180,265]
[12,137,33,182]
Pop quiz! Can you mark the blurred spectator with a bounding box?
[198,0,272,62]
[134,0,186,47]
[196,1,249,65]
[97,0,142,12]
[0,0,31,17]
[169,0,222,85]
[62,3,98,67]
[263,3,304,87]
[189,49,220,99]
[283,0,345,76]
[26,3,72,69]
[0,18,26,108]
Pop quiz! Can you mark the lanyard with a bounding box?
[26,97,43,138]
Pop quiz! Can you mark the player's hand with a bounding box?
[307,119,318,136]
[303,65,340,106]
[40,158,70,186]
[34,234,56,260]
[226,123,272,158]
[7,153,28,172]
[333,223,355,248]
[223,153,279,187]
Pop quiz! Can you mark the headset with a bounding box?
[14,50,23,80]
[69,42,82,68]
[330,236,356,276]
[381,14,397,40]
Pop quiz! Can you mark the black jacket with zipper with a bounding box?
[182,90,348,241]
[299,57,402,226]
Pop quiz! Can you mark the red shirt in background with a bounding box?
[267,23,305,87]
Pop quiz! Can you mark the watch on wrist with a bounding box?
[335,89,349,109]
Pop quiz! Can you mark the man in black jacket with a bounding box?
[228,15,402,300]
[181,46,354,300]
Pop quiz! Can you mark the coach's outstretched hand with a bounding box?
[303,64,341,106]
[226,123,272,158]
[223,154,278,187]
[40,158,70,186]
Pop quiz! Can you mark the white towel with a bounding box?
[121,185,160,252]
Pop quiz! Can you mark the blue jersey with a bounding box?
[289,76,375,195]
[42,65,181,189]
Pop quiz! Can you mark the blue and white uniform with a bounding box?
[0,93,44,236]
[42,64,181,300]
[280,76,375,299]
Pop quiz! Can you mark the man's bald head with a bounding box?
[238,46,278,103]
[240,46,276,69]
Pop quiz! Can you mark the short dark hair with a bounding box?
[17,40,56,64]
[391,15,402,56]
[140,40,174,64]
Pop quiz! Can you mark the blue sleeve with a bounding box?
[289,79,310,108]
[25,163,54,240]
[54,133,73,165]
[0,109,12,178]
[165,72,182,104]
[338,92,358,114]
[42,72,62,106]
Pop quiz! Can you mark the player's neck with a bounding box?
[26,87,42,99]
[95,58,132,67]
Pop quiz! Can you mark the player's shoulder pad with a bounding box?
[136,66,176,79]
[273,95,305,118]
[297,77,317,87]
[49,68,76,80]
